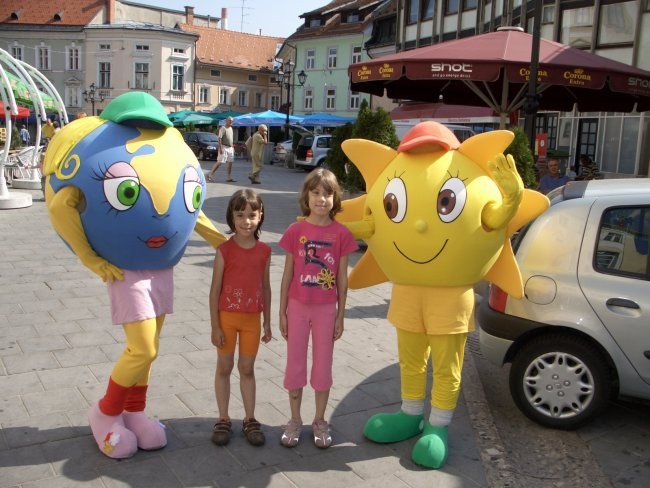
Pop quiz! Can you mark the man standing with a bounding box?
[19,124,30,146]
[207,116,236,182]
[249,124,268,185]
[537,157,572,194]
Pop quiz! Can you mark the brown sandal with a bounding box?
[211,418,232,446]
[242,417,265,446]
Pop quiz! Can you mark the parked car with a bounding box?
[477,179,650,430]
[272,139,293,164]
[182,131,219,160]
[294,134,332,170]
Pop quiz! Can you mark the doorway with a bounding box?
[576,118,598,175]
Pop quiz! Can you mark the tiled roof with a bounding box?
[180,24,283,72]
[290,0,383,41]
[0,0,102,26]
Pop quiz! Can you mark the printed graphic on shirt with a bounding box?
[299,235,336,290]
[222,284,262,311]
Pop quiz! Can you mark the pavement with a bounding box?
[0,156,643,488]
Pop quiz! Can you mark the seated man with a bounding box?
[537,157,572,194]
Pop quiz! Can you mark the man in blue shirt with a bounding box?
[537,157,572,194]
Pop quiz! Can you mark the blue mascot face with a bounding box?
[46,95,206,270]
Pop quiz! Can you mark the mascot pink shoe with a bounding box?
[88,402,138,459]
[122,411,167,450]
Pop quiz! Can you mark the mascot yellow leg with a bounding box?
[363,329,467,469]
[88,316,166,458]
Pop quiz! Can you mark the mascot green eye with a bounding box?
[104,177,141,211]
[183,167,203,213]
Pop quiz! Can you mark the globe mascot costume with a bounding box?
[43,92,226,459]
[338,122,549,469]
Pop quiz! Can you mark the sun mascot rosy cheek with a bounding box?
[339,122,549,469]
[43,92,226,459]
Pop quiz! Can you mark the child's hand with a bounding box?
[279,315,288,341]
[334,316,344,341]
[261,323,272,343]
[211,327,225,348]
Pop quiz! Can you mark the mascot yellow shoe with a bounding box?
[44,93,225,458]
[339,122,548,469]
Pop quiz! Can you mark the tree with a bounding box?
[505,126,537,189]
[327,99,400,192]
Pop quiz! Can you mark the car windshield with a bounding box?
[198,134,218,142]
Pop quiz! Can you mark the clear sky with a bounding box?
[139,0,328,38]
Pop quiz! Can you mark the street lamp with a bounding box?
[82,82,105,116]
[276,60,307,139]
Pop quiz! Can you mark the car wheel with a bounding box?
[509,334,610,430]
[198,149,205,160]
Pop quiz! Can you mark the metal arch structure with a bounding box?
[0,48,67,208]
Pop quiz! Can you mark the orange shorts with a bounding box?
[218,310,262,356]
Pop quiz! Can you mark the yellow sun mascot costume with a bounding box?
[43,92,226,459]
[339,122,548,469]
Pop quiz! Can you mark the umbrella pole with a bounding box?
[524,0,543,153]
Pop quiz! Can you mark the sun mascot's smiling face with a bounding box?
[339,122,549,297]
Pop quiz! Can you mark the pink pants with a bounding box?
[284,298,336,391]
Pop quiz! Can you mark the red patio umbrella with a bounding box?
[349,28,650,127]
[0,101,30,119]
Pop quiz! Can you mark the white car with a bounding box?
[272,139,293,164]
[477,179,650,429]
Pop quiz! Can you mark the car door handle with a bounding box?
[606,298,640,309]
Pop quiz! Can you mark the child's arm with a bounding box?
[279,253,294,340]
[334,254,349,340]
[261,254,272,343]
[209,249,226,348]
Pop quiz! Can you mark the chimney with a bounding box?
[106,0,115,24]
[185,6,194,26]
[221,8,228,29]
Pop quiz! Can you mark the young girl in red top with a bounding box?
[209,189,272,446]
[278,168,358,448]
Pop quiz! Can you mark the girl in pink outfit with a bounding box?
[278,168,358,449]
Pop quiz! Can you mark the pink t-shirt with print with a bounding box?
[279,219,357,305]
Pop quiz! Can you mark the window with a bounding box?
[464,0,478,10]
[445,0,459,15]
[304,88,313,110]
[238,90,248,107]
[199,86,209,104]
[210,69,221,77]
[135,62,149,89]
[561,6,594,48]
[407,0,418,23]
[171,64,184,91]
[325,88,336,110]
[351,45,362,64]
[65,86,81,108]
[99,62,111,88]
[309,18,322,27]
[220,88,230,105]
[135,44,149,51]
[11,44,23,61]
[306,49,315,69]
[423,0,434,20]
[346,13,360,23]
[248,74,257,82]
[349,91,360,109]
[99,43,111,51]
[598,1,635,46]
[36,45,51,70]
[173,47,185,54]
[255,92,263,108]
[327,47,337,69]
[542,5,555,24]
[67,46,81,71]
[271,94,280,110]
[595,207,649,278]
